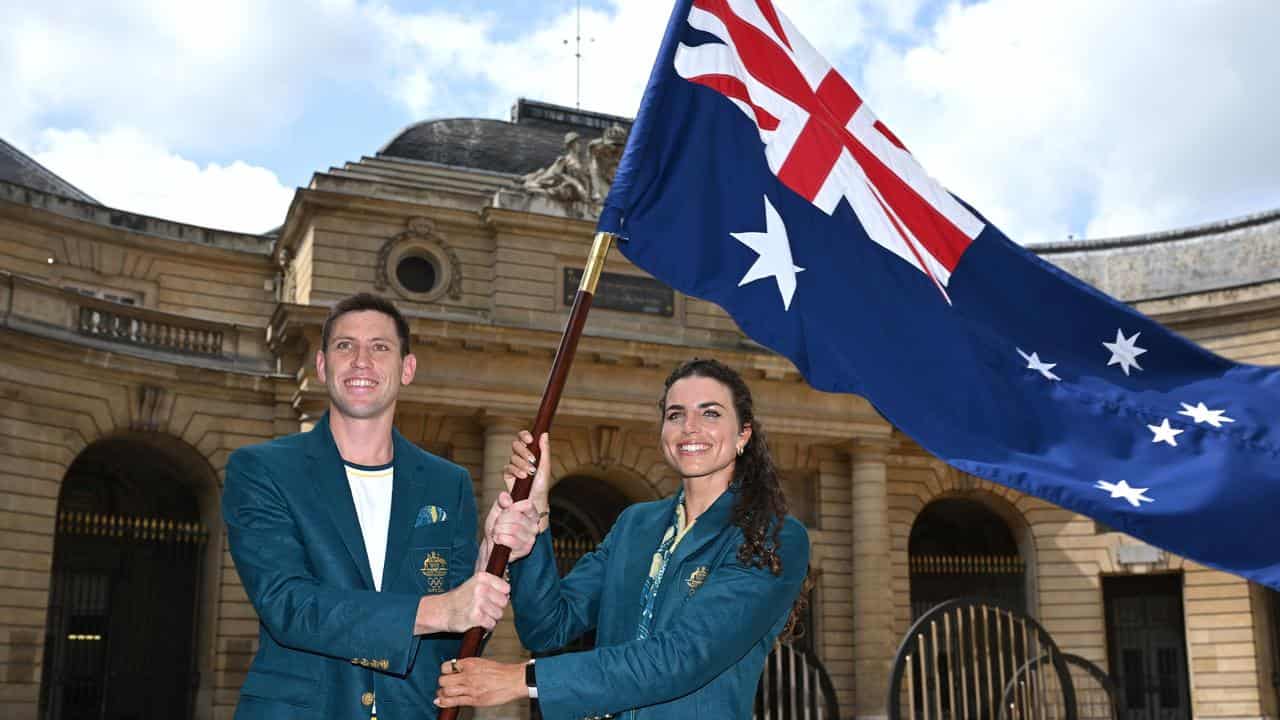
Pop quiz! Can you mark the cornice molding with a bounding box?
[0,183,275,269]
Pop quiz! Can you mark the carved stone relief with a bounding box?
[518,123,630,218]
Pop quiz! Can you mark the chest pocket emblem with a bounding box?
[421,551,448,593]
[686,566,709,596]
[415,505,448,527]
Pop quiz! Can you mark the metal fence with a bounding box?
[754,642,840,720]
[887,598,1119,720]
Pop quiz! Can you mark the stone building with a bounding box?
[1,100,1278,720]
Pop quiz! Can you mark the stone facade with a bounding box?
[2,101,1279,719]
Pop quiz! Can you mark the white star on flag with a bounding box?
[1147,418,1183,447]
[1178,401,1235,428]
[1016,348,1061,381]
[1094,479,1154,507]
[1103,329,1147,375]
[732,195,805,311]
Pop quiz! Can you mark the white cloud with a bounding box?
[0,0,386,152]
[858,0,1280,243]
[374,0,879,123]
[3,0,1277,242]
[412,2,673,119]
[32,128,294,234]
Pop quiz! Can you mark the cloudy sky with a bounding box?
[2,0,1277,242]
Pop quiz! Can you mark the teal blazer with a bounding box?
[510,487,809,719]
[223,414,477,719]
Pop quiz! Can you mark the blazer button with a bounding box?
[362,691,375,707]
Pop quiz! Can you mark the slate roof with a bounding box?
[377,98,633,176]
[0,138,97,203]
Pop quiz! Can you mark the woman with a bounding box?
[436,358,809,719]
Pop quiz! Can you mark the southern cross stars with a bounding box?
[1103,329,1147,375]
[1095,479,1154,507]
[732,195,805,311]
[1016,348,1060,381]
[1178,402,1235,428]
[1147,418,1183,447]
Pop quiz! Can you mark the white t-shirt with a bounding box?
[345,461,395,592]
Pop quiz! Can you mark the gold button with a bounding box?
[361,691,375,707]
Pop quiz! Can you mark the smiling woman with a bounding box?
[436,358,810,719]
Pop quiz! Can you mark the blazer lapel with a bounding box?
[666,486,736,572]
[382,429,430,592]
[308,414,377,590]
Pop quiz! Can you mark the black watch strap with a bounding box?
[526,660,540,710]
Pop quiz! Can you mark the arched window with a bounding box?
[908,497,1027,619]
[39,435,212,720]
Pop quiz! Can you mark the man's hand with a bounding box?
[435,657,527,709]
[483,492,542,562]
[414,570,510,634]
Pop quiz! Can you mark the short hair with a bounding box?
[321,293,411,357]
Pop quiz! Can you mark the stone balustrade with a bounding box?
[1,270,269,371]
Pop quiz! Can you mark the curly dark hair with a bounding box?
[660,358,790,574]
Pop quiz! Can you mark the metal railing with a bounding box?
[1003,653,1120,720]
[888,598,1080,720]
[57,511,209,544]
[754,642,840,720]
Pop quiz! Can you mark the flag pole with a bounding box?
[439,230,615,720]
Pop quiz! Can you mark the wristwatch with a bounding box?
[526,659,538,699]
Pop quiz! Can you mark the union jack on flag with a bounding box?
[599,0,1280,590]
[674,0,982,300]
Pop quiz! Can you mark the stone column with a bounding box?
[474,416,530,720]
[850,438,894,720]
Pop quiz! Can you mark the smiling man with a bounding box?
[222,293,512,719]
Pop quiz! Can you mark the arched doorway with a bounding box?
[529,474,632,720]
[909,497,1027,619]
[548,474,631,575]
[545,475,632,645]
[39,434,213,720]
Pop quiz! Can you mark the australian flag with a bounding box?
[599,0,1280,589]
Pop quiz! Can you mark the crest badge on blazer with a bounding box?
[414,505,448,527]
[686,566,709,596]
[421,551,448,593]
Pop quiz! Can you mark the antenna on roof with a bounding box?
[563,0,595,109]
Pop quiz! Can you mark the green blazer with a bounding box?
[511,487,809,719]
[223,414,476,719]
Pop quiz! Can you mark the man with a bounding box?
[223,293,514,719]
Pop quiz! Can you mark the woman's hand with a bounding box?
[503,430,552,523]
[435,657,527,709]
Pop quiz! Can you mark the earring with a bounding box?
[736,445,744,456]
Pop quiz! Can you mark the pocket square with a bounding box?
[414,505,448,527]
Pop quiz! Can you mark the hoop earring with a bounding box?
[736,445,744,456]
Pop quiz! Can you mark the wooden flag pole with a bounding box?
[438,231,614,720]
